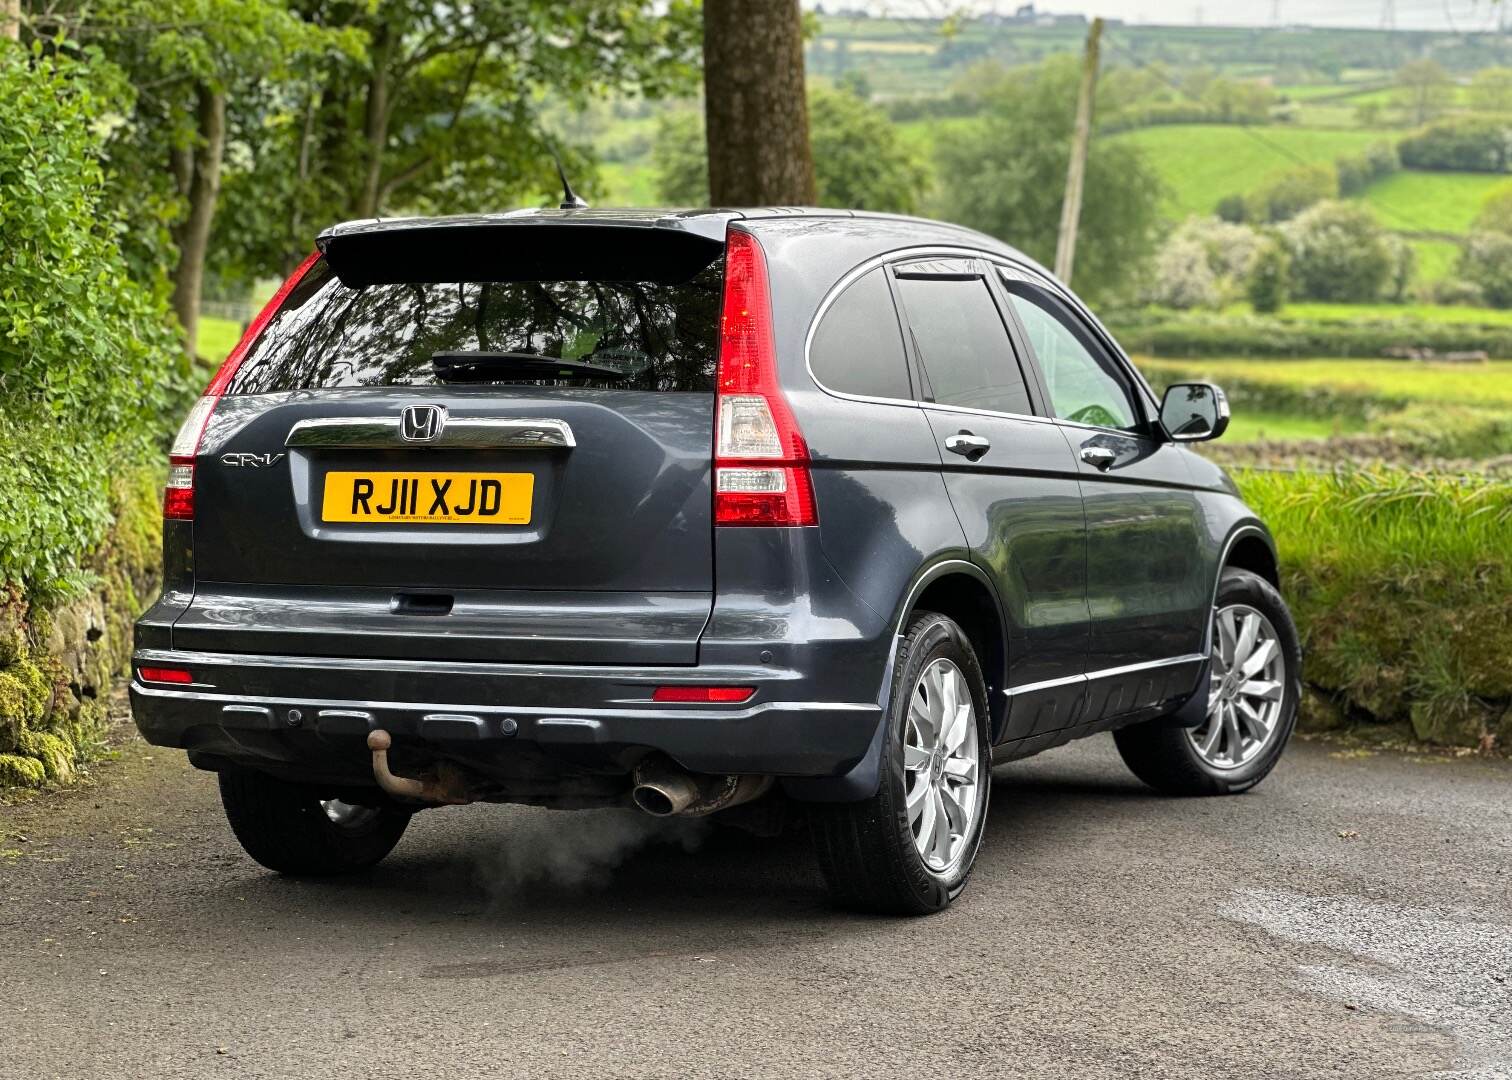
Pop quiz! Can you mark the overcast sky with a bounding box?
[806,0,1508,32]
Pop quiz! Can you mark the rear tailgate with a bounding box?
[174,219,726,665]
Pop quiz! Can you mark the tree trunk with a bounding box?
[2,0,21,41]
[702,0,816,206]
[357,24,393,218]
[170,84,226,372]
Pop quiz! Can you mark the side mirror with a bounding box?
[1159,382,1229,442]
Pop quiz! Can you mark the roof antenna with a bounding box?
[545,139,589,210]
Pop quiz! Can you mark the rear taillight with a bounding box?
[713,229,817,527]
[163,252,321,520]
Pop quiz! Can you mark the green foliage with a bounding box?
[1116,309,1512,358]
[1283,201,1393,303]
[934,56,1163,300]
[1472,180,1512,235]
[1334,140,1397,197]
[1392,59,1453,125]
[1397,118,1512,173]
[807,86,930,213]
[0,43,184,595]
[207,0,702,288]
[1469,67,1512,115]
[1236,468,1511,745]
[1457,231,1512,308]
[1215,193,1247,223]
[1246,237,1291,314]
[651,111,706,205]
[1246,164,1336,224]
[653,86,929,213]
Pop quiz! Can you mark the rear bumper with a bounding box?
[129,648,883,788]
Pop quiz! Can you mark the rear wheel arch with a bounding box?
[904,565,1008,742]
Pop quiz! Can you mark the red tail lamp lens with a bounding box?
[713,228,816,527]
[651,686,755,704]
[138,667,193,685]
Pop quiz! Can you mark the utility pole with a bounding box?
[1054,16,1103,285]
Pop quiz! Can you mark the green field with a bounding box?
[1362,170,1504,235]
[1108,124,1394,218]
[198,316,241,364]
[1410,238,1460,283]
[1223,411,1362,443]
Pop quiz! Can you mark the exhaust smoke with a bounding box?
[475,807,708,895]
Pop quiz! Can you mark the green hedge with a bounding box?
[1237,469,1512,747]
[0,44,185,599]
[1107,312,1512,360]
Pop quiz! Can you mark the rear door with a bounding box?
[177,229,724,665]
[890,258,1090,743]
[996,269,1209,707]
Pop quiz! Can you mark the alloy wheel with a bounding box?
[1187,603,1287,770]
[903,658,981,875]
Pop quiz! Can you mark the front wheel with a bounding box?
[810,612,991,915]
[218,768,412,875]
[1114,567,1301,796]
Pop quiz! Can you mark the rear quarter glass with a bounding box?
[226,257,724,395]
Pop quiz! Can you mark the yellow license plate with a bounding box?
[321,471,533,525]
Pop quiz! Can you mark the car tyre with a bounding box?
[218,767,411,875]
[1114,567,1301,796]
[810,612,991,916]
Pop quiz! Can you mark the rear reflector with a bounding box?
[138,667,193,685]
[651,686,755,704]
[712,229,817,527]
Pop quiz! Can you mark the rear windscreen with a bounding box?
[227,256,724,394]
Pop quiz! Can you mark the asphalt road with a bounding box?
[3,728,1509,1080]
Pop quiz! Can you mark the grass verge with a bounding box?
[1236,469,1511,748]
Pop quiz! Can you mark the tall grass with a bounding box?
[1237,468,1512,746]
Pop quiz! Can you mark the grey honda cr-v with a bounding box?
[131,208,1301,915]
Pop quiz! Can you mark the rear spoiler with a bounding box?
[316,216,728,287]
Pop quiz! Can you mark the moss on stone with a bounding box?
[17,730,74,783]
[0,465,162,792]
[0,753,46,787]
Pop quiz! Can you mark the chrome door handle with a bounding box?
[944,432,991,460]
[1081,446,1117,470]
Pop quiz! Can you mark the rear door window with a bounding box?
[894,274,1034,416]
[809,268,912,400]
[227,257,724,394]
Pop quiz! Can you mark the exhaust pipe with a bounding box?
[367,729,473,805]
[631,753,772,817]
[631,755,703,817]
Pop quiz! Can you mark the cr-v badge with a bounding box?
[400,404,447,443]
[221,452,285,467]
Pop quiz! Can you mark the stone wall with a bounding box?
[0,474,160,788]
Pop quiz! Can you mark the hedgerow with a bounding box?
[1108,310,1512,359]
[1236,469,1512,747]
[0,43,186,598]
[1,42,186,788]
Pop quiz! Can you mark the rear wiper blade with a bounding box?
[430,351,627,381]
